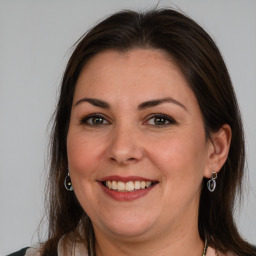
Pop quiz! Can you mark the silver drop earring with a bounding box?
[64,172,73,191]
[207,171,217,192]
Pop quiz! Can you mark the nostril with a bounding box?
[127,157,136,161]
[110,156,137,164]
[110,157,116,162]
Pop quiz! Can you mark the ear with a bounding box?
[204,124,232,178]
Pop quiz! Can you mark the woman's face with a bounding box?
[67,49,212,241]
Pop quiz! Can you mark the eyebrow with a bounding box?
[74,98,110,108]
[138,97,187,111]
[74,97,187,111]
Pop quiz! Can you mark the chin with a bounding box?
[95,214,156,240]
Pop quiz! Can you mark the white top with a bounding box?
[24,235,234,256]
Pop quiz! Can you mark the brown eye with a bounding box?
[80,114,109,126]
[90,117,104,125]
[146,114,176,127]
[154,117,168,126]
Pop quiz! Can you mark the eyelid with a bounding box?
[144,113,176,126]
[79,113,110,125]
[79,113,176,127]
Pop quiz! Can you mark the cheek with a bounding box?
[149,132,207,182]
[66,132,103,211]
[150,134,207,214]
[67,131,102,179]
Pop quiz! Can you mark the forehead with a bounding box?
[79,48,182,81]
[74,48,196,107]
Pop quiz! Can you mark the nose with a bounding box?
[107,124,144,165]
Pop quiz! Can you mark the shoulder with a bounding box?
[7,248,29,256]
[7,247,41,256]
[207,245,256,256]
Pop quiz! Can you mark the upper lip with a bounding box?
[98,175,158,183]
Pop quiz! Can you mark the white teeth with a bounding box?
[117,181,126,191]
[106,181,112,189]
[140,181,146,189]
[126,181,135,191]
[146,181,151,188]
[105,180,154,192]
[112,181,118,190]
[134,181,141,190]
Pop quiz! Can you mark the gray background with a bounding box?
[1,0,255,254]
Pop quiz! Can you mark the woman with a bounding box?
[9,8,256,256]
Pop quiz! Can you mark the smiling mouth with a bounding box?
[102,180,158,192]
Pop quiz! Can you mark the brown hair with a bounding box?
[42,9,255,256]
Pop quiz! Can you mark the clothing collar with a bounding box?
[25,233,234,256]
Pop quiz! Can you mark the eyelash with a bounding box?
[79,113,176,127]
[145,113,176,127]
[79,114,110,126]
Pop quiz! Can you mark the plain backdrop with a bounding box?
[1,0,256,254]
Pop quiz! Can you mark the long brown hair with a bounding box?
[42,9,255,256]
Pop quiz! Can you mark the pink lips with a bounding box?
[98,175,158,201]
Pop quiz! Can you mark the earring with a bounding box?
[64,172,73,191]
[207,171,217,192]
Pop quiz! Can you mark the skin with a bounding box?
[67,49,231,256]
